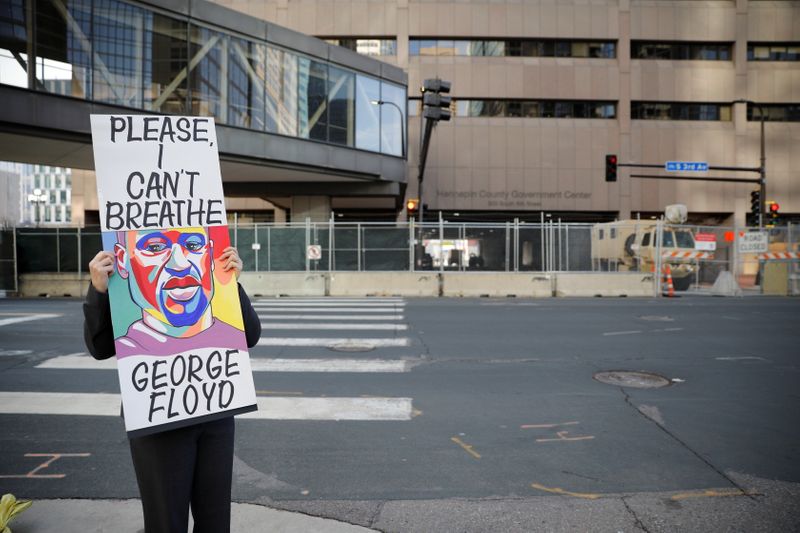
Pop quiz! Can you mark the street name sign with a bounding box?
[737,231,769,254]
[665,161,709,172]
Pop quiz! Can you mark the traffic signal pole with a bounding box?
[414,78,451,268]
[616,161,763,225]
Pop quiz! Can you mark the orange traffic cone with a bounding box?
[662,265,675,297]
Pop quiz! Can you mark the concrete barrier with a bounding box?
[19,273,91,298]
[239,272,325,297]
[442,273,553,297]
[329,272,438,296]
[16,272,656,298]
[555,272,654,297]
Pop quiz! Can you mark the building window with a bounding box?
[0,0,29,88]
[33,0,92,98]
[410,38,616,58]
[631,41,732,60]
[298,57,328,142]
[748,43,800,61]
[355,75,380,152]
[632,102,733,121]
[747,104,800,122]
[328,66,355,146]
[323,38,397,57]
[416,98,616,119]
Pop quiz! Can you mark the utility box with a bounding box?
[763,262,789,296]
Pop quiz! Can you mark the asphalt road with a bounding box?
[1,295,799,532]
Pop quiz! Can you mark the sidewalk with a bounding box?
[11,498,377,533]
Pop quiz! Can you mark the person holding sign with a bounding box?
[83,242,261,533]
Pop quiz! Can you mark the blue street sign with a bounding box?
[665,161,709,172]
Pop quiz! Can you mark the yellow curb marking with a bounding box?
[451,436,481,459]
[670,489,754,501]
[530,482,601,500]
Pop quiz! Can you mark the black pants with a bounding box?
[129,417,235,533]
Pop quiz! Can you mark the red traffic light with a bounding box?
[769,202,780,213]
[608,155,617,164]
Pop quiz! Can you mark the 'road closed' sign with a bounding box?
[737,231,768,254]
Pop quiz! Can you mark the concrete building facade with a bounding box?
[216,0,800,224]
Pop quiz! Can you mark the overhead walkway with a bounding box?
[0,0,408,210]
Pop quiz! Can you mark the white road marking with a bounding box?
[261,323,407,331]
[0,314,61,327]
[38,355,412,372]
[253,307,402,312]
[253,302,404,308]
[0,349,33,356]
[0,392,121,416]
[0,392,413,421]
[250,358,411,373]
[36,355,116,369]
[256,299,403,303]
[241,397,413,421]
[602,330,642,336]
[258,337,410,347]
[256,314,404,321]
[715,356,767,361]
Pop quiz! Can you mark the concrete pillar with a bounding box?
[290,196,331,223]
[273,206,287,224]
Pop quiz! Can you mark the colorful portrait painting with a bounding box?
[103,226,245,356]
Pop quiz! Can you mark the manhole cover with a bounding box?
[638,315,674,322]
[329,342,376,353]
[593,371,671,389]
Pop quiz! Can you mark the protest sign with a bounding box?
[90,115,257,437]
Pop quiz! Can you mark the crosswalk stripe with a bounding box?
[0,392,413,421]
[253,307,401,313]
[0,314,61,327]
[253,302,404,308]
[256,314,404,321]
[258,337,410,347]
[261,323,407,331]
[256,299,403,303]
[241,397,413,421]
[37,355,411,373]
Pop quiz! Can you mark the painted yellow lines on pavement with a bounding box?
[536,431,595,443]
[530,482,600,500]
[451,436,481,459]
[670,489,754,501]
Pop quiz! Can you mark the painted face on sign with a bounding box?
[116,227,214,328]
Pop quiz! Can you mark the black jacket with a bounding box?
[83,283,262,360]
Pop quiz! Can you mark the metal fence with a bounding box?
[3,220,798,295]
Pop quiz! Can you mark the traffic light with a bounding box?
[769,201,780,224]
[422,78,451,122]
[406,198,419,217]
[605,154,617,182]
[750,189,761,218]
